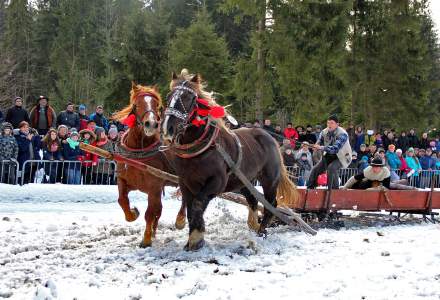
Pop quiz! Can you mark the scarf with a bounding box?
[67,138,80,150]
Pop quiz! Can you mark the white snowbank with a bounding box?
[0,184,440,299]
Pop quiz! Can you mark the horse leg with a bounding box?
[117,178,139,222]
[140,189,162,248]
[258,168,280,235]
[185,176,224,251]
[240,187,259,232]
[175,196,186,230]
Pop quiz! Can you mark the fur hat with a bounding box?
[370,156,385,167]
[79,129,96,142]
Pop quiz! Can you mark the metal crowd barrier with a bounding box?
[2,160,438,189]
[0,160,19,185]
[19,160,117,186]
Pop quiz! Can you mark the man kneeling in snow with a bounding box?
[343,156,390,190]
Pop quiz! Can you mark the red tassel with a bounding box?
[197,98,210,107]
[122,114,137,128]
[209,106,225,119]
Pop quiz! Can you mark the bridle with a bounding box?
[131,92,162,127]
[164,81,201,142]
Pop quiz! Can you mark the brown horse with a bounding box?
[113,83,186,248]
[162,71,298,251]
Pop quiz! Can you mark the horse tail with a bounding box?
[276,148,299,208]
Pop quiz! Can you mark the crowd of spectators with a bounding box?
[0,96,123,184]
[1,97,440,187]
[240,119,440,187]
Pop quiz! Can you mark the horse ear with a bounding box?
[190,74,200,84]
[172,72,178,80]
[131,81,137,91]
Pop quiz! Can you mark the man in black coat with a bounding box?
[407,129,419,148]
[5,97,30,128]
[57,102,80,131]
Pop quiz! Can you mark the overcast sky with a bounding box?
[432,1,440,32]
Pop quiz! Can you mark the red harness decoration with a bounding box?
[190,98,225,127]
[121,114,137,128]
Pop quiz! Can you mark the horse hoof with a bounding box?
[257,228,268,238]
[139,240,152,248]
[175,217,186,230]
[184,239,205,251]
[126,207,140,222]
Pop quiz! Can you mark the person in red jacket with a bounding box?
[78,129,98,184]
[283,122,298,147]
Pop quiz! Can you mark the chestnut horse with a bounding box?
[162,71,298,251]
[113,83,186,248]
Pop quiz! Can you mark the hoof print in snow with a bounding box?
[381,251,390,257]
[377,231,384,236]
[2,217,10,222]
[363,238,370,243]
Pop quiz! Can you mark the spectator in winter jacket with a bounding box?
[397,131,410,153]
[407,129,419,148]
[382,132,394,151]
[14,121,41,184]
[297,153,312,186]
[365,130,375,146]
[297,126,307,143]
[405,147,422,187]
[358,144,370,160]
[0,110,3,123]
[41,128,62,183]
[295,142,313,168]
[273,125,284,145]
[314,125,322,141]
[419,132,430,150]
[29,96,57,136]
[396,149,410,175]
[87,120,97,132]
[5,97,30,128]
[304,125,317,144]
[419,149,436,170]
[348,152,359,169]
[57,125,69,146]
[369,144,378,159]
[107,126,119,152]
[57,102,80,131]
[89,105,109,132]
[374,133,383,148]
[358,155,369,171]
[354,126,365,153]
[262,119,275,135]
[79,129,98,184]
[62,131,82,184]
[93,127,114,184]
[78,104,89,131]
[282,148,296,167]
[385,144,401,170]
[283,123,298,147]
[0,122,19,184]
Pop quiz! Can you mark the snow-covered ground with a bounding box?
[1,184,439,300]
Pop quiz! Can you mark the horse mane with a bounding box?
[113,84,163,122]
[170,69,229,130]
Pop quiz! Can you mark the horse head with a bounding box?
[114,83,163,137]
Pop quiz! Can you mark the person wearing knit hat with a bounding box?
[386,143,401,170]
[343,156,391,190]
[307,114,352,190]
[78,104,89,131]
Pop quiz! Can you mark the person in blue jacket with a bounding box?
[385,144,401,170]
[14,121,41,184]
[89,105,109,132]
[62,131,82,184]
